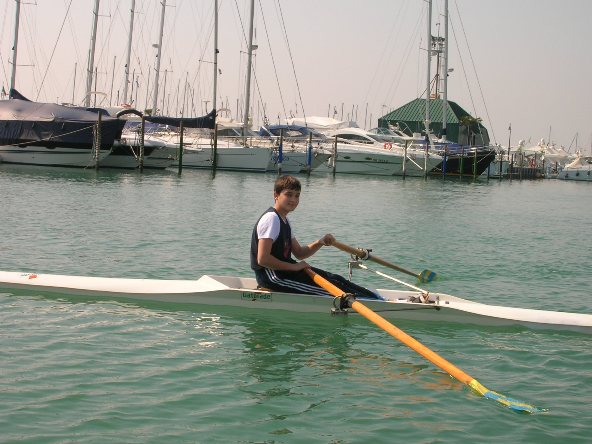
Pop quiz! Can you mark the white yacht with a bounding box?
[323,127,442,176]
[101,130,177,169]
[172,126,273,173]
[557,154,592,181]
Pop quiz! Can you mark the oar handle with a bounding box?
[332,240,419,279]
[330,240,369,258]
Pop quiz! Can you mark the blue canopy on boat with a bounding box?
[1,89,123,123]
[116,108,216,129]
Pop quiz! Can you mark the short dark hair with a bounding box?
[274,175,301,194]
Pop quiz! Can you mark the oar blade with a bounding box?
[484,390,547,414]
[469,380,546,414]
[418,269,437,283]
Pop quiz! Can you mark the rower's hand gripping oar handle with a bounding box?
[331,240,437,283]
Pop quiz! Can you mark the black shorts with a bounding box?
[254,266,380,299]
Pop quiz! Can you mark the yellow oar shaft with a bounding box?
[306,268,472,384]
[305,268,542,413]
[349,300,473,384]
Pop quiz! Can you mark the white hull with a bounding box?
[176,145,272,172]
[268,149,331,173]
[557,155,592,181]
[100,136,177,169]
[100,148,176,169]
[0,271,590,334]
[323,145,441,176]
[0,145,109,167]
[558,166,592,181]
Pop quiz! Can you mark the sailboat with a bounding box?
[0,2,124,168]
[426,0,495,177]
[175,0,273,173]
[0,90,124,167]
[99,0,220,170]
[381,0,495,178]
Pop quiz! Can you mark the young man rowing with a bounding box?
[250,175,379,299]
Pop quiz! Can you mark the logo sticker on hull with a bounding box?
[241,292,272,302]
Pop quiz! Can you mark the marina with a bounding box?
[1,0,591,441]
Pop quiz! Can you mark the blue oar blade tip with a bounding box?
[419,270,437,283]
[483,390,547,414]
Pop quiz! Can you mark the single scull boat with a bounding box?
[0,270,590,334]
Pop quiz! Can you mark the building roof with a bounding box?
[381,98,475,124]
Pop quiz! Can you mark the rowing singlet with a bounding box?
[250,207,296,271]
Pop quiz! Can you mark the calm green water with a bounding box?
[1,165,591,443]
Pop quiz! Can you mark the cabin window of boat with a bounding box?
[370,134,390,143]
[339,134,365,144]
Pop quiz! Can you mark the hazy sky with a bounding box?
[1,0,590,150]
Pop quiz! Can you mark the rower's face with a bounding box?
[275,189,300,212]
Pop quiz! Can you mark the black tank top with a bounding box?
[250,207,295,270]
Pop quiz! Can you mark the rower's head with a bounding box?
[274,175,301,195]
[273,175,301,213]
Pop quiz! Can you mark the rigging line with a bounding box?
[0,0,10,87]
[35,0,73,101]
[95,2,121,73]
[276,0,306,125]
[363,0,409,106]
[233,0,249,119]
[109,0,141,99]
[259,0,287,121]
[180,1,211,99]
[453,0,496,144]
[189,4,216,107]
[448,14,477,118]
[233,0,265,125]
[20,4,40,95]
[385,8,424,107]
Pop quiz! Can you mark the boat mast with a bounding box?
[424,0,432,140]
[9,0,21,96]
[213,0,219,112]
[152,0,167,115]
[442,0,449,140]
[123,0,136,105]
[243,0,255,136]
[84,0,100,107]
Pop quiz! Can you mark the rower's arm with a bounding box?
[292,238,322,260]
[292,234,334,260]
[257,238,309,271]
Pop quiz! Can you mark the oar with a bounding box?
[304,268,545,413]
[332,240,437,283]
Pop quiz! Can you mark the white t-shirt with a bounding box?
[257,211,295,241]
